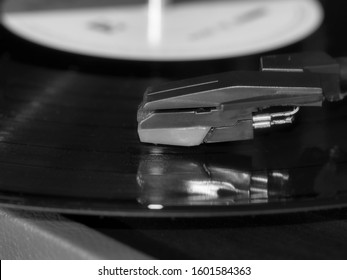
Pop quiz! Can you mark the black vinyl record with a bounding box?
[0,0,347,218]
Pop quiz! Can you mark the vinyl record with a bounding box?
[0,57,346,217]
[0,0,347,217]
[2,0,323,60]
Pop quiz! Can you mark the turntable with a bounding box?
[1,0,347,259]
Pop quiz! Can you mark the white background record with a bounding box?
[2,0,324,61]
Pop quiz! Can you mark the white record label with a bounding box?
[2,0,324,61]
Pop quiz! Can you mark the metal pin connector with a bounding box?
[253,107,299,129]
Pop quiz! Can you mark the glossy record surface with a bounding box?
[0,58,346,216]
[0,0,347,217]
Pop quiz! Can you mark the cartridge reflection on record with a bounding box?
[137,153,290,209]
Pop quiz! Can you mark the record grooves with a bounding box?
[1,0,347,217]
[0,58,346,217]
